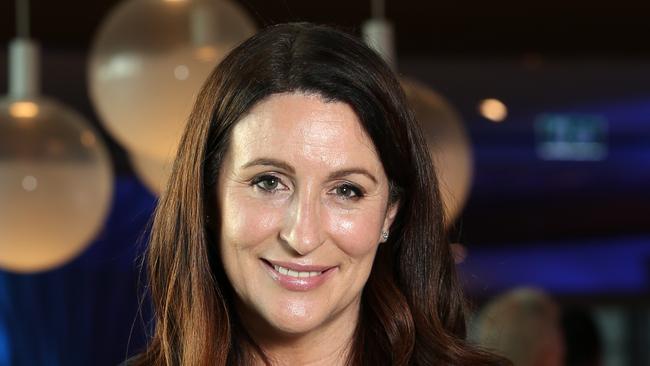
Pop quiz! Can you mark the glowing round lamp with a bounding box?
[88,0,257,163]
[130,152,173,194]
[402,80,474,224]
[0,40,113,273]
[479,98,508,122]
[362,17,473,225]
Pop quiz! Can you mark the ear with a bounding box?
[382,199,400,233]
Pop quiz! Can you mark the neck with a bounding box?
[259,332,352,366]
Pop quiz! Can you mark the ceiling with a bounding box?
[1,0,650,57]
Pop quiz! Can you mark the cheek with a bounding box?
[220,191,283,249]
[326,207,384,257]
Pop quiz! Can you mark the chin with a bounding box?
[263,300,326,336]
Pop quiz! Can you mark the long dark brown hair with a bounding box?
[132,22,509,366]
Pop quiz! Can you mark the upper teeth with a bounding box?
[273,264,322,278]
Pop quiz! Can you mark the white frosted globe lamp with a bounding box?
[129,151,172,194]
[88,0,256,169]
[402,80,474,224]
[0,39,113,273]
[363,16,474,224]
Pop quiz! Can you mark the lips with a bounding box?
[260,259,337,292]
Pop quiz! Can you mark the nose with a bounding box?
[279,188,325,256]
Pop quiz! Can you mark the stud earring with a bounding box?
[381,230,389,243]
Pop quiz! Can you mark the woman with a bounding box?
[131,22,508,365]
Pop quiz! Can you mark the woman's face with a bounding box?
[216,92,398,339]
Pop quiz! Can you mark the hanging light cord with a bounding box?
[16,0,30,38]
[371,0,385,19]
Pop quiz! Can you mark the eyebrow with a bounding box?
[242,158,295,174]
[241,158,378,184]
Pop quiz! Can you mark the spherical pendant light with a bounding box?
[88,0,256,165]
[401,80,473,224]
[0,37,113,273]
[363,14,474,224]
[129,151,172,194]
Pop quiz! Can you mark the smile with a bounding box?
[272,264,322,278]
[261,259,338,292]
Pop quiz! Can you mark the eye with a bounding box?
[333,183,364,200]
[251,174,287,192]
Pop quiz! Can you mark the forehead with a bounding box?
[228,92,381,170]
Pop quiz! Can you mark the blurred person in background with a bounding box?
[473,287,565,366]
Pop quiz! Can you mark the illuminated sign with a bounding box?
[535,114,608,161]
